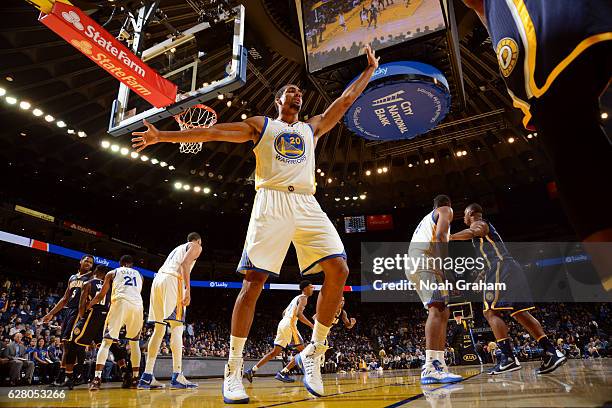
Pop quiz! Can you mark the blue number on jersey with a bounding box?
[123,276,137,286]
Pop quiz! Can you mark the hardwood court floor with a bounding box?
[2,359,610,407]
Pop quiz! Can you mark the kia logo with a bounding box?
[463,354,477,361]
[62,10,84,31]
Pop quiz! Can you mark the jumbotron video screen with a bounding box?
[301,0,446,72]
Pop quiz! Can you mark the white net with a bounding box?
[174,104,218,154]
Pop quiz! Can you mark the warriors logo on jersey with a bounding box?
[496,37,519,77]
[274,133,306,162]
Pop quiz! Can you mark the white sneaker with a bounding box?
[222,360,249,404]
[150,377,166,388]
[295,342,328,397]
[421,360,463,384]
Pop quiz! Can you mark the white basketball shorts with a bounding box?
[237,188,345,276]
[104,299,143,341]
[147,271,185,326]
[274,318,303,348]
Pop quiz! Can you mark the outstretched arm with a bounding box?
[450,220,489,241]
[131,116,265,152]
[341,310,356,329]
[42,285,71,323]
[308,45,379,141]
[89,272,114,308]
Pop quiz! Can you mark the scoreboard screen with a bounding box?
[344,215,366,233]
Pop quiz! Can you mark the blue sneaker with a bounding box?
[489,355,522,375]
[170,372,198,389]
[275,371,295,383]
[243,368,254,383]
[421,360,463,384]
[536,350,567,374]
[137,373,165,389]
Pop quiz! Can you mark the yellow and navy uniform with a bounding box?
[483,0,612,129]
[73,278,111,346]
[61,273,90,341]
[472,220,534,315]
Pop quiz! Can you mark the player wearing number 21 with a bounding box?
[132,45,379,403]
[87,255,144,391]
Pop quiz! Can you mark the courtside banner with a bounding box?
[39,2,177,107]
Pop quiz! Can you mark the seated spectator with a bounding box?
[1,333,34,385]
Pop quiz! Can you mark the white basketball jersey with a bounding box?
[111,267,143,306]
[282,294,306,321]
[410,209,449,244]
[253,118,316,194]
[160,243,196,275]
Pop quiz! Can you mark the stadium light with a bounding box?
[101,140,111,148]
[32,108,43,116]
[111,144,120,152]
[174,182,182,190]
[6,96,17,104]
[203,187,211,194]
[19,101,31,110]
[44,114,54,122]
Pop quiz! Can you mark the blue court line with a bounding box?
[383,372,483,407]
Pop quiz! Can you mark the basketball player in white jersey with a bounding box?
[133,45,379,403]
[138,232,202,389]
[244,280,314,383]
[406,195,463,384]
[87,255,144,391]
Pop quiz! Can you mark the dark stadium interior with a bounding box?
[0,0,609,402]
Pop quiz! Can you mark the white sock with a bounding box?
[229,335,246,363]
[425,349,436,365]
[94,370,102,378]
[170,325,184,373]
[436,351,447,367]
[145,324,166,374]
[96,339,113,367]
[311,321,330,344]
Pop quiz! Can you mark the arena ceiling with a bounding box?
[0,0,554,217]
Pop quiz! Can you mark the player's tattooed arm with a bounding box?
[77,281,92,320]
[297,296,314,329]
[450,221,489,241]
[131,116,265,151]
[89,271,115,308]
[42,283,72,323]
[308,44,379,141]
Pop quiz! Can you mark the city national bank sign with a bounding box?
[345,61,451,141]
[39,2,177,107]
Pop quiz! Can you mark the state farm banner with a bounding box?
[63,221,105,237]
[366,214,394,231]
[39,2,177,108]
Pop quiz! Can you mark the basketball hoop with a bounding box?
[174,104,217,154]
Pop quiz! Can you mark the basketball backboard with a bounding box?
[107,3,246,137]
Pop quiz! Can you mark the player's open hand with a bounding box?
[365,44,379,69]
[42,313,52,324]
[131,119,160,152]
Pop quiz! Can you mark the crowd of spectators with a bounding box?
[0,272,609,385]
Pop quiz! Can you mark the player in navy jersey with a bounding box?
[451,203,567,374]
[462,0,612,289]
[42,254,94,388]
